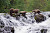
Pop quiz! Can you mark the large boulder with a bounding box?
[34,14,46,23]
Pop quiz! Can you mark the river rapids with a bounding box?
[0,11,50,33]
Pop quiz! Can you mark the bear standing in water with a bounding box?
[20,11,27,19]
[32,9,46,23]
[10,8,19,16]
[32,9,41,15]
[10,8,14,16]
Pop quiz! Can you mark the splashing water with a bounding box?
[0,12,50,33]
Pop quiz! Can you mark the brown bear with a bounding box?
[10,8,14,16]
[10,8,19,16]
[13,9,19,13]
[20,11,27,19]
[32,9,41,14]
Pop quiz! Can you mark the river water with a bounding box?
[0,11,50,33]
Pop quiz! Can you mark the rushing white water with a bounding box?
[0,11,50,33]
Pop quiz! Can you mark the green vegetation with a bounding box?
[0,0,50,13]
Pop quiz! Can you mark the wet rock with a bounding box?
[48,14,50,17]
[40,29,47,33]
[34,14,46,23]
[0,20,5,33]
[4,26,11,31]
[4,15,9,19]
[6,16,10,19]
[32,20,34,23]
[11,27,14,33]
[4,26,14,33]
[0,20,5,28]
